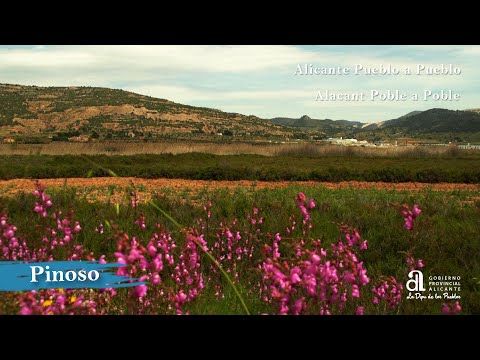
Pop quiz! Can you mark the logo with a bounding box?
[406,270,425,291]
[406,270,461,301]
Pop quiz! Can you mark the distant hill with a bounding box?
[380,108,480,133]
[360,111,423,131]
[270,115,363,130]
[397,110,423,119]
[0,83,288,140]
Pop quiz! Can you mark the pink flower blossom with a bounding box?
[372,277,403,309]
[292,297,305,315]
[297,192,307,203]
[355,306,365,315]
[133,284,147,298]
[273,233,281,259]
[442,301,462,315]
[412,204,422,217]
[176,291,187,303]
[73,222,82,232]
[351,285,360,298]
[406,255,424,271]
[402,204,421,231]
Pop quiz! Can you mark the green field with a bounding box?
[1,185,478,314]
[1,153,480,182]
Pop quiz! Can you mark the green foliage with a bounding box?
[52,131,81,141]
[14,136,51,144]
[1,153,480,183]
[0,90,34,122]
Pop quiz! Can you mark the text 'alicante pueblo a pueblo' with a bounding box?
[294,63,462,76]
[294,64,462,102]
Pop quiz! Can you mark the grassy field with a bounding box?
[0,141,281,156]
[0,144,478,315]
[1,152,480,183]
[1,184,479,314]
[0,141,477,157]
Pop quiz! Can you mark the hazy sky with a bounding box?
[1,45,479,122]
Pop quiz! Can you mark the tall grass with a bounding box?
[0,141,279,156]
[0,141,476,158]
[274,143,469,158]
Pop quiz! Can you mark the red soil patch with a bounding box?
[1,178,479,195]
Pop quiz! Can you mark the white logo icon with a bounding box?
[406,270,426,292]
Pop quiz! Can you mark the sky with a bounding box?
[0,45,479,122]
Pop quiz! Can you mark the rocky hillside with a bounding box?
[0,83,288,140]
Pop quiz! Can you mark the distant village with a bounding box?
[318,137,480,149]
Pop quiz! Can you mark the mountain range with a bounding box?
[1,83,479,142]
[271,110,480,141]
[270,115,363,131]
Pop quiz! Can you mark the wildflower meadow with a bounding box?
[1,180,478,315]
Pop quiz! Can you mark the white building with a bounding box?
[326,137,374,147]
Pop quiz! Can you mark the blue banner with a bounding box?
[0,261,146,291]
